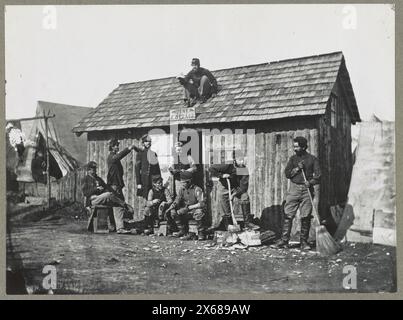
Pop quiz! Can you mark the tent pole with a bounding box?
[44,112,51,209]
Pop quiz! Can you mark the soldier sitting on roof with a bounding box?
[177,58,218,107]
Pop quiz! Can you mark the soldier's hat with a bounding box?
[152,175,163,183]
[180,171,192,181]
[191,58,200,66]
[86,161,97,169]
[109,138,119,147]
[141,134,151,143]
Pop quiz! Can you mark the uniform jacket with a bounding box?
[107,148,131,189]
[184,67,218,93]
[146,187,173,208]
[135,148,161,198]
[173,184,206,210]
[209,163,249,197]
[82,173,109,207]
[168,153,197,181]
[284,151,321,185]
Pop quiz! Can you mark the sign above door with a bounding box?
[169,107,196,121]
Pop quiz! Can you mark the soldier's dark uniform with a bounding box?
[135,135,161,218]
[209,162,256,229]
[144,176,176,234]
[272,136,321,250]
[172,171,207,240]
[107,139,135,200]
[178,58,218,106]
[168,141,197,196]
[83,161,131,233]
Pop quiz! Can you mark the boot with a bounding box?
[300,217,312,251]
[143,216,154,235]
[180,233,195,241]
[167,218,178,235]
[241,202,259,230]
[197,220,207,241]
[271,217,293,249]
[221,215,232,231]
[172,219,186,238]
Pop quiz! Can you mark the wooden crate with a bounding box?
[93,206,110,234]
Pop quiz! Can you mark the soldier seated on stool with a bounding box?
[208,155,259,231]
[143,175,176,235]
[171,171,207,241]
[82,161,134,234]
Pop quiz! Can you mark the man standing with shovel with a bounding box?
[271,136,321,251]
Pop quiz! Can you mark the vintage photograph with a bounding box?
[5,4,396,295]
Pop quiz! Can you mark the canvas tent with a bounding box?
[16,101,92,183]
[334,116,395,246]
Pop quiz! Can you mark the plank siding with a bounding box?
[199,124,318,220]
[83,103,352,225]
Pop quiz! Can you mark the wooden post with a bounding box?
[44,111,51,209]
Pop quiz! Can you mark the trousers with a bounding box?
[284,182,314,219]
[182,75,213,100]
[90,192,126,230]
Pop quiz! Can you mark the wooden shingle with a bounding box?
[73,51,360,133]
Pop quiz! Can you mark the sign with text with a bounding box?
[170,107,196,121]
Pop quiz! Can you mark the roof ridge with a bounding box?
[117,51,343,88]
[268,51,343,65]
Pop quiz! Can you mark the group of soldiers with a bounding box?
[82,58,321,250]
[82,133,321,250]
[82,134,251,241]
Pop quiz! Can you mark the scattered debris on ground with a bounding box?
[6,204,397,294]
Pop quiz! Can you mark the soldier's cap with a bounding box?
[191,58,200,66]
[109,138,119,147]
[180,171,193,181]
[86,161,97,169]
[152,175,163,183]
[141,134,152,143]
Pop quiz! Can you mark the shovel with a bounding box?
[226,178,241,233]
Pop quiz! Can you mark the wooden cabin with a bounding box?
[73,51,360,227]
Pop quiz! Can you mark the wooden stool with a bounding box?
[87,205,113,233]
[189,220,199,235]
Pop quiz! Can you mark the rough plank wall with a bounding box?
[86,130,173,221]
[86,123,324,224]
[203,127,319,221]
[316,79,354,220]
[87,131,144,220]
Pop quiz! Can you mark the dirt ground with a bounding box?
[6,204,397,295]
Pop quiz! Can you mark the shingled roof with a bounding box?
[73,51,360,133]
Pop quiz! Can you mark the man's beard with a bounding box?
[295,150,304,156]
